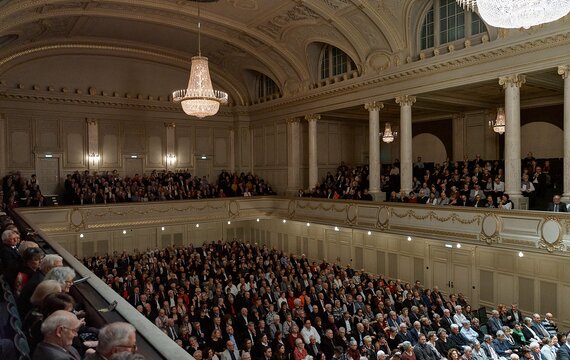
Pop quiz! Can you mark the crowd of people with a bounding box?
[304,154,560,211]
[0,213,144,359]
[1,169,276,208]
[82,240,567,360]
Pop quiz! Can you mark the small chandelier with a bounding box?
[381,122,398,143]
[456,0,570,29]
[489,107,506,134]
[172,3,228,118]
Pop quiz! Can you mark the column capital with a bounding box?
[286,117,301,124]
[499,74,526,89]
[558,65,570,79]
[164,122,176,128]
[452,112,465,121]
[305,114,321,122]
[364,101,384,112]
[86,118,98,126]
[395,95,416,107]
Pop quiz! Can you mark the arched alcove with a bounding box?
[412,133,447,163]
[521,122,563,158]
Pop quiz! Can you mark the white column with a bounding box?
[365,101,384,199]
[165,122,176,170]
[452,113,465,162]
[305,114,320,190]
[559,65,570,199]
[395,95,416,194]
[499,74,526,199]
[287,118,301,195]
[86,119,99,170]
[249,125,255,175]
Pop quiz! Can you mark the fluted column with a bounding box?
[287,118,301,195]
[305,114,320,190]
[499,74,526,200]
[229,127,235,173]
[559,65,570,198]
[249,125,255,174]
[365,101,384,199]
[395,95,416,194]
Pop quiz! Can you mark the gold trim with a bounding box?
[538,216,564,252]
[346,204,357,225]
[479,213,502,245]
[391,209,482,225]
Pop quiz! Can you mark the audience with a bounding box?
[81,240,564,360]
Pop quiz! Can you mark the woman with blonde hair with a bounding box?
[30,279,62,307]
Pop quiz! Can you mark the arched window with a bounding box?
[256,73,279,99]
[420,0,487,51]
[319,44,356,80]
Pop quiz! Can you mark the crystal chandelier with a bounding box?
[489,107,506,134]
[381,122,398,143]
[172,4,228,118]
[456,0,570,29]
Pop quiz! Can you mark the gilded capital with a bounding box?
[558,65,570,79]
[364,101,384,112]
[286,117,301,124]
[86,118,98,126]
[305,114,321,122]
[164,122,176,128]
[395,95,416,107]
[498,74,526,89]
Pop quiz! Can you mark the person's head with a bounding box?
[447,348,460,360]
[2,229,20,247]
[31,279,62,306]
[226,340,234,351]
[263,347,272,359]
[295,338,304,349]
[40,254,64,274]
[45,266,76,292]
[529,342,540,353]
[18,240,39,256]
[553,195,562,204]
[377,350,386,360]
[40,292,75,318]
[40,310,82,348]
[418,334,427,345]
[97,322,137,357]
[22,247,43,271]
[242,352,251,360]
[194,350,203,360]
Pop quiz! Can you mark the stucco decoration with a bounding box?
[539,217,564,252]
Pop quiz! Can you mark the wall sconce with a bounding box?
[88,152,100,165]
[167,153,177,166]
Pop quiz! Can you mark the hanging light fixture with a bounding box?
[381,122,398,143]
[456,0,570,29]
[172,2,228,118]
[489,107,506,134]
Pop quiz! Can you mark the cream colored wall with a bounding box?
[521,122,564,158]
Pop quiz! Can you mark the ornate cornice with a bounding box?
[558,65,570,79]
[304,114,321,122]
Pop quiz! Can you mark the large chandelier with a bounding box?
[456,0,570,29]
[172,4,228,118]
[381,122,398,143]
[489,107,506,134]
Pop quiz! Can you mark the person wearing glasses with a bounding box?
[84,322,137,359]
[32,310,82,360]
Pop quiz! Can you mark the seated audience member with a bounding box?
[11,246,43,296]
[498,194,513,210]
[32,310,82,360]
[30,279,63,310]
[18,254,64,317]
[45,266,76,293]
[0,229,22,275]
[547,195,567,213]
[84,322,137,359]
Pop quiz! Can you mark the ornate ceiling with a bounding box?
[0,0,567,122]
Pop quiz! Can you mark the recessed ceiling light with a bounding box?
[367,231,372,236]
[196,224,200,228]
[407,236,412,241]
[161,227,165,231]
[122,230,127,234]
[282,219,287,223]
[456,243,462,248]
[79,233,84,238]
[256,218,260,222]
[334,226,339,231]
[306,223,311,227]
[518,251,524,257]
[227,221,231,225]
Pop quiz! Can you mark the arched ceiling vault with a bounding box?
[0,0,408,104]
